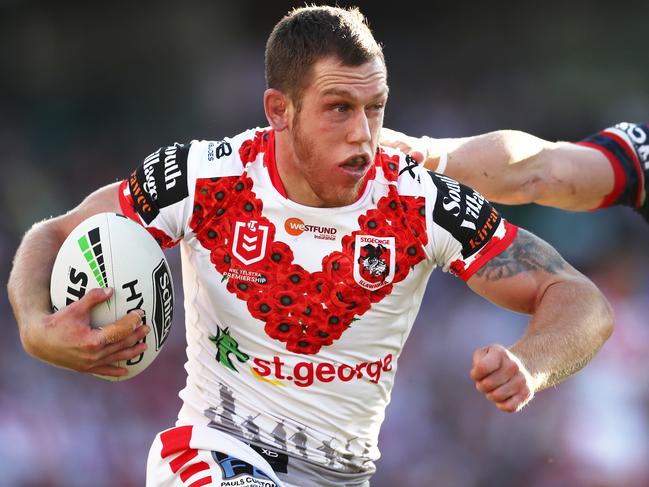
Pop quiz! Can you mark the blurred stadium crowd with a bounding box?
[1,1,648,486]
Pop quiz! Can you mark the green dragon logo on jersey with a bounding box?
[209,326,250,372]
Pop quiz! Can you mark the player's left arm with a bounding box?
[381,127,615,211]
[466,228,614,413]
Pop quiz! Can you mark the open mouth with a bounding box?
[340,154,371,176]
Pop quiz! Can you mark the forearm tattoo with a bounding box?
[474,229,566,280]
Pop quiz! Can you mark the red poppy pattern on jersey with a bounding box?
[147,226,180,249]
[190,130,428,355]
[239,130,267,164]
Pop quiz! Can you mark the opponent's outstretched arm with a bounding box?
[466,228,613,413]
[381,123,649,214]
[7,183,149,377]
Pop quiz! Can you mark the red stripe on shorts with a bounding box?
[187,476,212,487]
[160,425,193,459]
[170,448,199,474]
[180,461,210,482]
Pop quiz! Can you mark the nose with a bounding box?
[347,109,371,146]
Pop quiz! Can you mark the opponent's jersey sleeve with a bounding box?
[118,141,203,248]
[425,171,518,281]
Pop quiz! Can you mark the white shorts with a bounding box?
[146,425,285,487]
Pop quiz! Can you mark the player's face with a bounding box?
[289,56,388,207]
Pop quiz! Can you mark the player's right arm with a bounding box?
[7,182,148,378]
[421,170,613,413]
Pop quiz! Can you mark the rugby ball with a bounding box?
[50,212,174,381]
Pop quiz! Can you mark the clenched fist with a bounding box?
[470,344,535,413]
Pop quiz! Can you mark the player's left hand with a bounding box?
[470,344,535,413]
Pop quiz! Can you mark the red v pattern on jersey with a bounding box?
[190,131,428,355]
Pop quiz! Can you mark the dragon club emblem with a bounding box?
[353,235,395,290]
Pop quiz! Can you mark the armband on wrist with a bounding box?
[577,122,649,208]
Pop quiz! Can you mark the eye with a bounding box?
[368,103,385,111]
[333,104,349,113]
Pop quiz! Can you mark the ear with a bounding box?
[264,88,290,131]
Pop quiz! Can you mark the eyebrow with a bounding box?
[321,87,390,100]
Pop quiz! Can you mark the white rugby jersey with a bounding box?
[119,127,517,482]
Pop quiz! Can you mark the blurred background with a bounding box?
[1,0,648,485]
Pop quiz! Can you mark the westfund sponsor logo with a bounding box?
[284,217,337,240]
[131,143,190,223]
[430,173,501,258]
[151,259,173,350]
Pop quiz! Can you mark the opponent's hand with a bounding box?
[23,287,149,378]
[470,344,535,413]
[380,127,430,164]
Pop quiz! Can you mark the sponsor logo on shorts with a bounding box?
[212,451,277,486]
[249,445,288,474]
[353,235,395,290]
[152,259,173,350]
[284,217,337,240]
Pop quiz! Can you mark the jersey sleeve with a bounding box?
[118,142,200,248]
[426,172,518,281]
